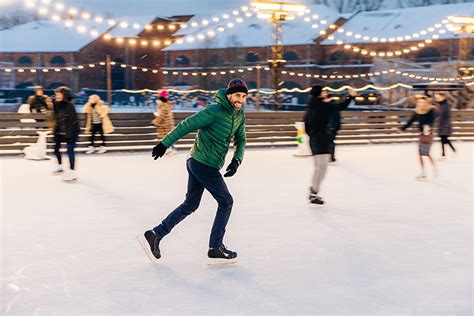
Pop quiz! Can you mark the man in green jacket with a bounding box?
[138,79,248,265]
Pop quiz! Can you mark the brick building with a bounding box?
[163,3,474,90]
[0,15,191,91]
[1,2,472,95]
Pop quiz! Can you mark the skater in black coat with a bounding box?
[304,85,354,206]
[435,92,456,159]
[329,109,341,162]
[51,86,80,182]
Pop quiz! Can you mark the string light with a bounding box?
[295,11,451,44]
[325,28,448,57]
[122,83,414,95]
[3,60,471,84]
[25,0,141,31]
[28,1,256,49]
[26,0,259,36]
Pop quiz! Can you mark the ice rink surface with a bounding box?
[1,142,472,315]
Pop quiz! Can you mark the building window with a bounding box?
[245,52,259,62]
[209,81,221,90]
[50,56,66,65]
[284,51,299,61]
[111,58,125,90]
[176,55,190,65]
[247,81,257,89]
[416,48,441,59]
[470,48,474,60]
[207,54,221,66]
[18,56,33,65]
[172,82,190,86]
[329,51,349,62]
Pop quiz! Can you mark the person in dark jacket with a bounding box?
[137,79,247,265]
[51,86,80,182]
[400,95,437,180]
[304,85,355,206]
[329,107,342,162]
[27,86,52,113]
[435,92,456,159]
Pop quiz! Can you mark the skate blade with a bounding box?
[63,178,77,183]
[207,258,238,266]
[136,235,157,263]
[308,203,325,209]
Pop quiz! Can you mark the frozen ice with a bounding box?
[1,142,472,315]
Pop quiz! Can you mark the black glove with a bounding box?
[224,158,240,177]
[152,142,167,160]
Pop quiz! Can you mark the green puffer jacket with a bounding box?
[161,88,246,170]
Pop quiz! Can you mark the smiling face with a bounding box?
[227,92,247,110]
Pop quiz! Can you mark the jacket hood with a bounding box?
[216,88,240,113]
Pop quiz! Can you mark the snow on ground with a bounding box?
[1,142,472,315]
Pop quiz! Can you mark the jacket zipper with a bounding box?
[227,113,236,144]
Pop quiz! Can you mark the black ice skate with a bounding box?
[309,188,324,207]
[310,195,325,206]
[207,245,237,265]
[137,230,161,262]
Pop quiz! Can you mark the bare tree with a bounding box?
[362,0,383,10]
[405,0,435,6]
[312,0,382,12]
[314,0,473,10]
[0,10,34,29]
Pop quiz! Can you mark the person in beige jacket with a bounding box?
[152,90,177,156]
[83,94,114,154]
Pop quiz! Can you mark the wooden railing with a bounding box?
[1,111,473,155]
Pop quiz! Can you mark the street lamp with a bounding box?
[447,16,474,34]
[252,1,305,110]
[447,15,474,76]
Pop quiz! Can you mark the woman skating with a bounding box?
[401,95,437,180]
[435,92,456,160]
[51,86,80,182]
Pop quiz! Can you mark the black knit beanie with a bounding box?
[310,85,323,97]
[226,79,248,95]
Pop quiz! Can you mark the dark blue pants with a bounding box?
[54,134,78,170]
[153,158,234,248]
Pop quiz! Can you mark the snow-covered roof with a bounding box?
[164,5,340,51]
[321,3,474,45]
[0,20,111,53]
[0,15,169,52]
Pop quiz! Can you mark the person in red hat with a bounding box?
[152,89,177,156]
